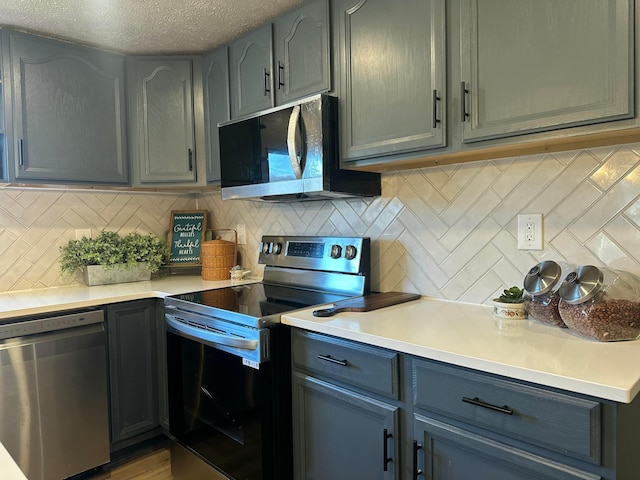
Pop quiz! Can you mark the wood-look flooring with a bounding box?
[87,446,172,480]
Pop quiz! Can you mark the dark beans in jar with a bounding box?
[524,292,565,327]
[558,298,640,341]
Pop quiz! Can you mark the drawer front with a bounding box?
[292,329,399,399]
[413,359,601,465]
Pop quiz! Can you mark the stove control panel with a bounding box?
[259,235,370,275]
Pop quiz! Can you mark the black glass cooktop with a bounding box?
[168,283,351,320]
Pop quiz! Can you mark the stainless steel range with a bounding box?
[165,235,371,480]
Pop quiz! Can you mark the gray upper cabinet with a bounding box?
[229,24,274,118]
[459,0,634,143]
[0,32,5,181]
[273,0,331,106]
[334,0,446,162]
[202,47,230,183]
[228,0,331,119]
[2,30,128,184]
[128,57,197,184]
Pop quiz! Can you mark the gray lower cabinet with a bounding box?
[202,47,230,183]
[414,416,600,480]
[128,57,197,184]
[291,329,401,480]
[459,0,634,143]
[292,373,400,480]
[106,299,162,451]
[292,328,640,480]
[1,30,128,184]
[333,0,446,162]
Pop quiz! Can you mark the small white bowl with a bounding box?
[492,301,527,320]
[230,269,251,280]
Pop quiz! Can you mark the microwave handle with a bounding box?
[287,105,303,180]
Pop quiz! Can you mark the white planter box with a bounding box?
[83,263,151,286]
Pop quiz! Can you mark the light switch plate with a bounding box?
[517,214,543,250]
[236,224,246,245]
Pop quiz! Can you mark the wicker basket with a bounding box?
[201,231,237,280]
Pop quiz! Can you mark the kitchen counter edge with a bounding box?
[0,276,260,320]
[282,296,640,404]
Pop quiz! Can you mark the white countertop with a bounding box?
[0,442,27,480]
[0,275,259,320]
[4,281,640,404]
[282,297,640,404]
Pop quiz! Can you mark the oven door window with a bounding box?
[167,333,274,480]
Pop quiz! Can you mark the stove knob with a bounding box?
[345,245,358,260]
[272,242,282,255]
[262,242,270,254]
[330,244,342,259]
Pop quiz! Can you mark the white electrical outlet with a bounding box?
[236,224,246,245]
[75,228,92,239]
[517,214,543,250]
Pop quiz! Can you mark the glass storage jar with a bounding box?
[523,260,567,327]
[558,265,640,341]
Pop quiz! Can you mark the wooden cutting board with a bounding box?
[313,292,421,317]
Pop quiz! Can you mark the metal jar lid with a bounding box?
[523,260,562,295]
[558,265,604,305]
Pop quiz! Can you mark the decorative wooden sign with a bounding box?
[168,210,207,265]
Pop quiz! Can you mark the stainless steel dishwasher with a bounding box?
[0,309,110,480]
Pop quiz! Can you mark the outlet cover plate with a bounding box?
[236,224,246,245]
[517,214,543,250]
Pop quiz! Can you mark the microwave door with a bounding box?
[287,105,304,180]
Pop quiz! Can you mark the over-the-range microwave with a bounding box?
[218,94,381,202]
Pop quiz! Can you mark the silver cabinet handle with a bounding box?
[188,148,193,171]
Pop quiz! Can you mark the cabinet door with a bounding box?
[106,300,159,448]
[130,58,196,183]
[202,47,230,183]
[334,0,446,162]
[229,24,274,118]
[273,0,330,105]
[292,372,400,480]
[414,415,600,480]
[5,30,128,184]
[0,31,5,181]
[459,0,633,143]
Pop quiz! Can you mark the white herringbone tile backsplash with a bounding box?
[2,142,639,305]
[0,189,194,291]
[200,142,640,305]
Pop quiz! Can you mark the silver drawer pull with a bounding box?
[461,396,513,415]
[317,354,348,367]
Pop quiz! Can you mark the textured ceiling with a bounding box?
[0,0,303,54]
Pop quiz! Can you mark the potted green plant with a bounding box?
[60,230,169,286]
[492,286,527,319]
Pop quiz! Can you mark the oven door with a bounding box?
[166,322,292,480]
